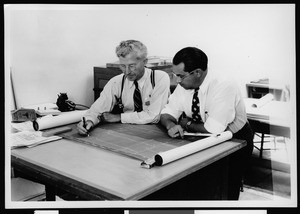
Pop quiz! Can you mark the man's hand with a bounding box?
[178,117,189,130]
[101,112,121,123]
[77,120,93,136]
[167,124,184,139]
[160,113,184,139]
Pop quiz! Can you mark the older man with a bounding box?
[77,40,170,135]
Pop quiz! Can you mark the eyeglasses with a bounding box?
[119,59,146,72]
[172,69,197,80]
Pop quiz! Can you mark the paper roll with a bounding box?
[154,131,233,166]
[251,93,274,108]
[33,110,87,131]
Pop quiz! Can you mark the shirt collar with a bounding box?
[128,68,150,89]
[199,70,211,94]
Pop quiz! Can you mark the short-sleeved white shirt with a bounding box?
[161,72,247,134]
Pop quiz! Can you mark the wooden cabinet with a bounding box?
[93,67,122,101]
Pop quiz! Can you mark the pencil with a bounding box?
[82,117,87,129]
[82,117,89,136]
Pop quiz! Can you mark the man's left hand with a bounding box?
[178,117,189,129]
[167,125,184,139]
[101,112,121,123]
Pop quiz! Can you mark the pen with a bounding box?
[205,111,209,120]
[82,117,89,136]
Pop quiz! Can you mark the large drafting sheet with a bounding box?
[60,123,232,167]
[60,123,191,161]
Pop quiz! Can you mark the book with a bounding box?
[106,56,172,69]
[11,130,62,149]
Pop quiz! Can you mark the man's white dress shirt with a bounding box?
[85,68,170,125]
[161,72,247,134]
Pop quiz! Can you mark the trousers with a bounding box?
[227,121,254,200]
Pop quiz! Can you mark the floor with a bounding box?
[11,135,292,202]
[239,135,292,201]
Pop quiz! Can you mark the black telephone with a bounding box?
[56,93,76,112]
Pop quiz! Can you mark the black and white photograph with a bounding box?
[4,3,297,210]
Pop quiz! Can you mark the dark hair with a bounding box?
[172,47,208,72]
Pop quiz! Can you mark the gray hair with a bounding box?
[115,40,148,60]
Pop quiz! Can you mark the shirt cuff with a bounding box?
[84,115,99,127]
[204,117,226,134]
[120,112,131,123]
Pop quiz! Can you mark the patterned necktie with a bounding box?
[192,88,202,123]
[133,80,143,112]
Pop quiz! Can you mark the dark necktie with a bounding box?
[192,88,202,123]
[133,80,143,112]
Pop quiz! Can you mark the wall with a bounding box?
[5,4,295,109]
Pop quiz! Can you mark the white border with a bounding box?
[4,3,297,209]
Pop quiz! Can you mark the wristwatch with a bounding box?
[185,121,192,131]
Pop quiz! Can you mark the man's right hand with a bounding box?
[77,120,93,136]
[167,124,184,139]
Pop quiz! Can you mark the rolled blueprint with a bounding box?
[154,131,233,166]
[251,93,274,108]
[33,110,87,131]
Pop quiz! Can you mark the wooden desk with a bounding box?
[11,124,246,201]
[244,98,291,137]
[244,98,291,158]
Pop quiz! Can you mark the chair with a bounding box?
[253,133,276,158]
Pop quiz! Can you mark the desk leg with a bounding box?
[260,133,265,158]
[221,157,229,200]
[45,184,56,201]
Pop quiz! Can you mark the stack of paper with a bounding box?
[11,121,35,132]
[11,131,62,149]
